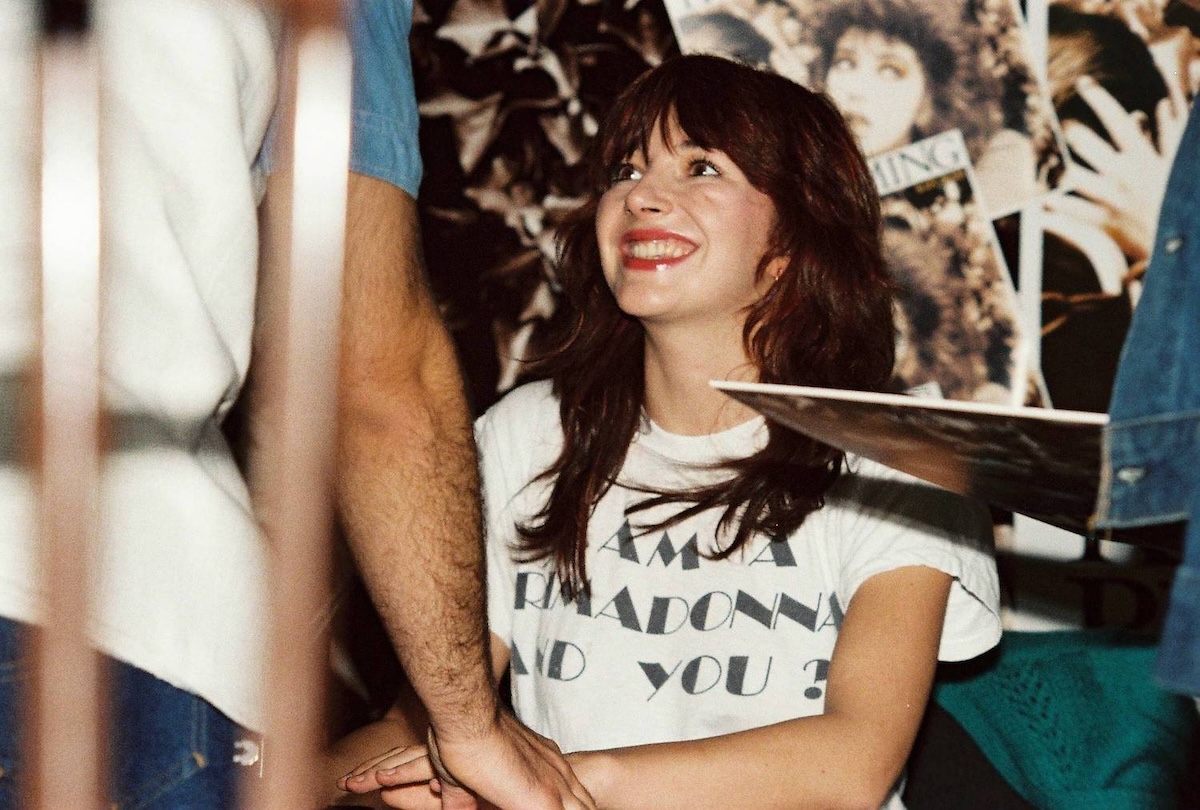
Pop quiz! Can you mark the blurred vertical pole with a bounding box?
[27,0,105,807]
[244,0,350,806]
[1018,0,1047,409]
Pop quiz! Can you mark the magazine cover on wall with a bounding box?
[409,0,679,412]
[663,0,1068,220]
[1037,0,1199,413]
[874,130,1033,405]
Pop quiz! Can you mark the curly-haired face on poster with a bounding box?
[666,0,1067,219]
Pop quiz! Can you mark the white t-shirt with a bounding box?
[0,0,278,731]
[481,381,1001,805]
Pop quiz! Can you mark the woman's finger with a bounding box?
[340,746,429,793]
[376,752,437,787]
[1044,190,1108,229]
[378,782,445,810]
[1062,120,1117,173]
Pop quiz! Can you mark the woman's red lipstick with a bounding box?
[620,229,697,271]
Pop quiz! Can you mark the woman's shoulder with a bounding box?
[480,379,557,420]
[475,379,562,447]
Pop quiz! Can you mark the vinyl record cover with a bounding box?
[712,380,1106,533]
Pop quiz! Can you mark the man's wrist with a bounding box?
[426,689,501,745]
[426,726,466,789]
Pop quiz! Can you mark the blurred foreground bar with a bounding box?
[28,0,104,805]
[243,1,350,808]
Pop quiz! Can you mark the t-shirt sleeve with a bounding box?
[346,0,423,197]
[477,382,563,652]
[477,407,519,648]
[831,457,1002,662]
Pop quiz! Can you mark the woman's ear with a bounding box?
[765,255,788,283]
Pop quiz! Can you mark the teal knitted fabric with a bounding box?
[933,630,1197,810]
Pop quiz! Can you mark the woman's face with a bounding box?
[595,117,783,333]
[824,27,930,156]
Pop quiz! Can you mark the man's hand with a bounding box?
[340,711,596,810]
[431,711,596,810]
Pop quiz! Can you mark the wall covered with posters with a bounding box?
[408,0,1199,631]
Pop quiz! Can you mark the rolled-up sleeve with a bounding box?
[348,0,423,198]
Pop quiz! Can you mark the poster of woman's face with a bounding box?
[665,0,1068,219]
[823,25,932,157]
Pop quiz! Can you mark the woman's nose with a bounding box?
[841,78,866,101]
[624,172,672,215]
[832,68,867,101]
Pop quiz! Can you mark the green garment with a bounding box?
[933,630,1197,809]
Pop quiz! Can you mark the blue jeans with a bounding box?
[0,616,256,808]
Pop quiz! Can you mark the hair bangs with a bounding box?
[593,57,770,193]
[594,68,679,189]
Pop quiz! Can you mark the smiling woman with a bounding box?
[335,54,1001,810]
[595,119,780,332]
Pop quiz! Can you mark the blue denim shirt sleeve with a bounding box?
[347,0,423,198]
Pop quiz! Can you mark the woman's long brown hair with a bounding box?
[518,54,896,597]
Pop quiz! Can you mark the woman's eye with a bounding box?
[878,61,905,80]
[609,163,641,184]
[830,54,855,72]
[689,159,720,177]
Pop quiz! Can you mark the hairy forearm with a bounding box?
[338,173,497,739]
[338,361,495,731]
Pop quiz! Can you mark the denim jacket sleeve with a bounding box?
[1098,100,1200,696]
[1097,100,1200,530]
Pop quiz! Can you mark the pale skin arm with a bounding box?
[348,565,953,810]
[568,565,953,810]
[326,704,423,808]
[337,171,593,810]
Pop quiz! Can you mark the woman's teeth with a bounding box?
[628,240,691,260]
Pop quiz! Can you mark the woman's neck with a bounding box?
[641,323,761,436]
